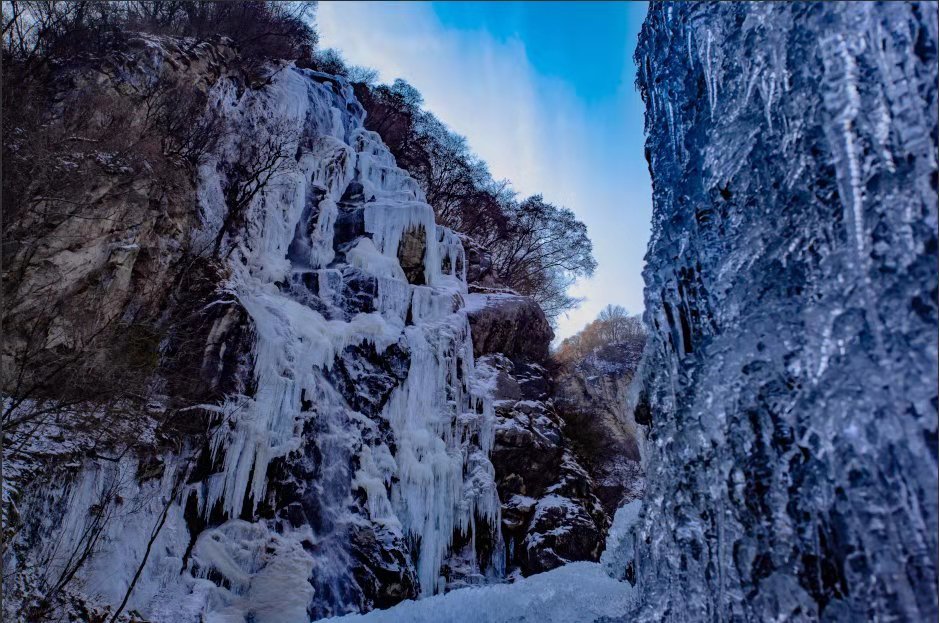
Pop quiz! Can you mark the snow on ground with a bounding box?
[324,561,634,623]
[462,291,521,313]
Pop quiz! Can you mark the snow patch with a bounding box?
[326,561,635,623]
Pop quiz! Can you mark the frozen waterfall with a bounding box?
[13,60,503,621]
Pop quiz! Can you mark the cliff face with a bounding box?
[632,3,938,621]
[463,239,644,578]
[467,291,611,577]
[4,35,501,621]
[553,342,644,515]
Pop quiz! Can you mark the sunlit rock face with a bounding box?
[633,2,938,621]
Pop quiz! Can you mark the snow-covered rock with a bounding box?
[326,560,635,623]
[328,499,645,623]
[467,294,619,577]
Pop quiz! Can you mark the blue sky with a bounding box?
[319,1,651,340]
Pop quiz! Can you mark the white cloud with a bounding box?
[318,1,649,341]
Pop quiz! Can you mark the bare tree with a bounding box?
[213,119,299,255]
[555,307,647,365]
[489,195,597,319]
[346,72,597,321]
[135,74,228,168]
[597,304,645,343]
[0,7,275,614]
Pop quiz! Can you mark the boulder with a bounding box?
[465,292,553,363]
[397,226,426,285]
[349,524,419,612]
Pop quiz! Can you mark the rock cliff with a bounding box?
[554,342,644,515]
[463,243,644,577]
[629,3,938,621]
[467,291,609,577]
[4,34,499,621]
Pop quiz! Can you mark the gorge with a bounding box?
[2,2,937,623]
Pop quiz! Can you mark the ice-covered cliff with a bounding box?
[4,36,502,621]
[630,2,938,621]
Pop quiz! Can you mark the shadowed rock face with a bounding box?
[554,342,645,516]
[466,291,639,577]
[466,292,553,363]
[632,3,938,621]
[460,235,498,287]
[477,349,609,577]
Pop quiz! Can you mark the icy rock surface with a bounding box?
[190,66,500,616]
[632,2,938,621]
[4,45,501,621]
[466,293,623,577]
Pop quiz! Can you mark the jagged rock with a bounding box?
[516,448,609,575]
[1,35,246,407]
[478,349,610,577]
[326,341,410,417]
[348,525,419,612]
[333,207,367,251]
[465,282,644,578]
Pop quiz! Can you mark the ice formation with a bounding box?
[202,66,501,613]
[631,2,938,621]
[8,3,937,621]
[7,59,501,620]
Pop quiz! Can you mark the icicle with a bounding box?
[205,61,500,599]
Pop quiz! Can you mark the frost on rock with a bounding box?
[600,500,642,581]
[195,66,499,616]
[4,52,500,621]
[633,2,937,621]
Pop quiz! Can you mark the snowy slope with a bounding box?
[327,561,634,623]
[328,502,643,623]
